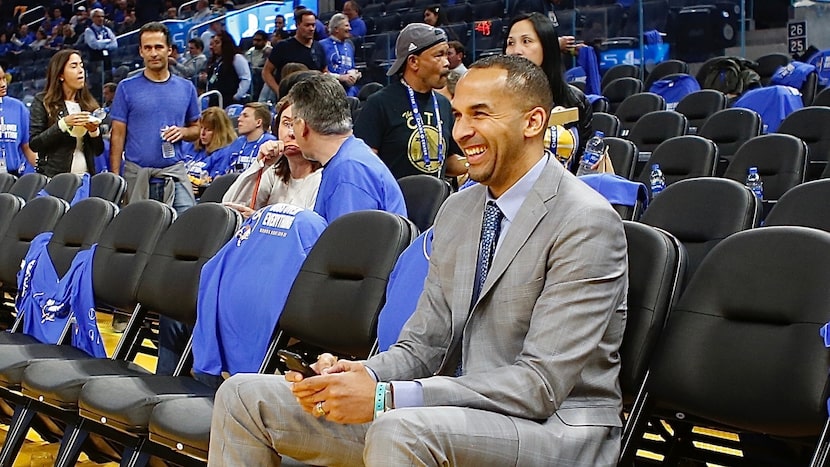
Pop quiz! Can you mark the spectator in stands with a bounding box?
[84,8,118,84]
[46,7,65,32]
[447,40,468,75]
[223,98,322,217]
[245,30,271,69]
[0,32,11,57]
[29,49,103,177]
[71,6,91,37]
[245,30,271,100]
[509,0,578,53]
[270,14,289,46]
[181,106,236,190]
[0,64,38,174]
[10,23,35,51]
[110,0,126,25]
[423,4,447,28]
[58,23,77,48]
[200,20,224,59]
[293,4,328,41]
[116,8,137,35]
[47,24,66,49]
[191,0,212,23]
[437,69,461,100]
[170,37,206,80]
[164,7,177,20]
[208,55,626,467]
[354,23,467,180]
[101,81,115,109]
[261,9,325,100]
[204,31,251,107]
[29,29,48,51]
[342,1,366,39]
[505,12,591,165]
[112,22,201,375]
[286,73,405,223]
[211,0,226,16]
[212,102,276,176]
[321,13,360,97]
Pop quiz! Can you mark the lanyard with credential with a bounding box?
[402,80,444,167]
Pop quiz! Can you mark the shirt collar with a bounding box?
[485,153,549,223]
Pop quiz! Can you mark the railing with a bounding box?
[199,90,223,110]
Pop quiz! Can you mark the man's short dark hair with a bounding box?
[139,21,171,46]
[253,30,268,40]
[295,8,316,23]
[469,54,553,114]
[244,102,272,130]
[448,40,465,56]
[189,37,204,50]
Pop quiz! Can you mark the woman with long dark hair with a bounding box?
[504,12,592,167]
[29,49,103,176]
[205,31,251,107]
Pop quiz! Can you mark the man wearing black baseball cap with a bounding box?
[354,23,468,179]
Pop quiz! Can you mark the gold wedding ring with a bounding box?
[314,401,325,417]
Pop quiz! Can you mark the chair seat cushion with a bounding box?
[0,344,92,387]
[22,359,151,408]
[79,376,216,433]
[149,397,214,456]
[0,333,41,345]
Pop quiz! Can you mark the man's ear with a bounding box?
[523,106,547,139]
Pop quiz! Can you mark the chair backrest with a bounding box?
[777,106,830,181]
[592,112,620,138]
[397,174,451,232]
[814,86,830,107]
[46,197,117,277]
[615,93,667,135]
[627,110,688,154]
[755,52,791,86]
[0,173,17,193]
[0,196,68,287]
[765,179,830,232]
[620,221,684,404]
[644,59,690,90]
[697,107,762,162]
[264,210,417,365]
[89,172,126,204]
[637,135,716,187]
[136,203,241,325]
[601,64,642,90]
[198,173,240,204]
[801,70,818,106]
[8,173,48,201]
[645,226,830,438]
[675,89,727,134]
[603,78,644,115]
[723,133,807,202]
[42,173,82,202]
[92,200,175,311]
[590,96,609,114]
[640,177,759,284]
[605,136,637,180]
[0,193,24,241]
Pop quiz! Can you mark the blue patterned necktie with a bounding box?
[472,201,504,307]
[456,201,503,377]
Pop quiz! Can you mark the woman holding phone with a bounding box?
[29,49,103,177]
[222,97,322,218]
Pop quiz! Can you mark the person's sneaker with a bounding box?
[111,314,129,333]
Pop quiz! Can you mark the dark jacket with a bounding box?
[29,93,103,178]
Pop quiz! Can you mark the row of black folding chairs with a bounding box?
[0,172,125,205]
[0,197,418,466]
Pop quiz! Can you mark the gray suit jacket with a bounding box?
[366,158,628,459]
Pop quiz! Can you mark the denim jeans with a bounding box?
[147,179,195,217]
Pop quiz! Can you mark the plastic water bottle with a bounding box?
[577,130,606,176]
[649,163,666,197]
[746,166,763,200]
[161,126,175,159]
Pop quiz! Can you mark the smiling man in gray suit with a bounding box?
[208,54,628,467]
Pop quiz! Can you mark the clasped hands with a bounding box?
[257,140,297,167]
[287,352,377,424]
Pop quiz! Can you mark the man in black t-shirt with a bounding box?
[353,23,467,180]
[261,9,325,99]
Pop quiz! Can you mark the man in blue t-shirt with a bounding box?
[109,22,201,216]
[0,66,37,175]
[287,73,406,223]
[320,13,361,97]
[209,102,276,177]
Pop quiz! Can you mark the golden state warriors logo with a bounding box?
[404,110,442,174]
